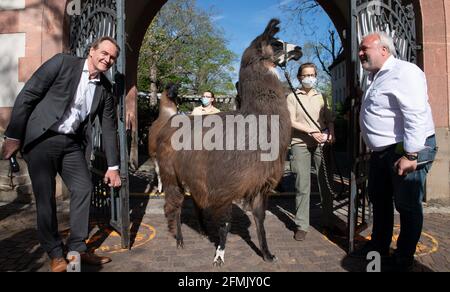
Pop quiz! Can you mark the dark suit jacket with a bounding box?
[5,53,119,167]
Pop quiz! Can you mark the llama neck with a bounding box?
[159,95,177,117]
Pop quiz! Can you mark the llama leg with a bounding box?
[193,202,207,236]
[213,206,232,266]
[252,193,276,262]
[154,159,163,193]
[163,185,185,248]
[176,206,184,248]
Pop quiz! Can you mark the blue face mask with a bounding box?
[201,97,211,107]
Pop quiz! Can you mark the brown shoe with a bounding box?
[80,252,111,265]
[50,257,67,272]
[294,230,307,241]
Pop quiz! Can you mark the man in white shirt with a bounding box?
[355,32,437,271]
[2,37,121,271]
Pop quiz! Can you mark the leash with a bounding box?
[283,70,346,199]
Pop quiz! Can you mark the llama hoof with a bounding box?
[263,254,277,263]
[213,247,225,267]
[213,257,224,267]
[177,240,185,249]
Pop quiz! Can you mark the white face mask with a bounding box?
[301,76,317,89]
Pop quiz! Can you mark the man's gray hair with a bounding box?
[364,32,397,57]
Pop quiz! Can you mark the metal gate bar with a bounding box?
[69,0,130,249]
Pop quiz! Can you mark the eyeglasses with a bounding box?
[300,74,316,78]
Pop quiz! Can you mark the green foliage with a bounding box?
[317,80,332,108]
[138,0,237,96]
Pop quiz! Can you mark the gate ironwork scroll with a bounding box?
[69,0,130,249]
[347,0,418,253]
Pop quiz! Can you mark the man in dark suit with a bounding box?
[2,36,122,272]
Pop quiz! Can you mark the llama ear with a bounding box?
[263,19,280,39]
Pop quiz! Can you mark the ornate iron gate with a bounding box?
[69,0,130,249]
[347,0,418,253]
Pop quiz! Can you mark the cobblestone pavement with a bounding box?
[0,195,449,272]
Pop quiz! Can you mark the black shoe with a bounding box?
[350,241,390,259]
[381,256,414,272]
[385,252,414,272]
[80,252,112,265]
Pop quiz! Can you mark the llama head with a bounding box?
[240,19,280,70]
[238,19,302,110]
[240,19,302,71]
[272,39,303,68]
[164,82,179,104]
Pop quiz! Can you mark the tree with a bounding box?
[138,0,236,104]
[280,1,342,95]
[313,28,343,77]
[280,0,322,34]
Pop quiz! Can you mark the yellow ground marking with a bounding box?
[87,223,156,254]
[321,224,439,257]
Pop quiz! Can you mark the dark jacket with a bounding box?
[5,53,119,167]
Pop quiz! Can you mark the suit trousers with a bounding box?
[23,131,92,259]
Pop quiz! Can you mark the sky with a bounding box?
[195,0,338,82]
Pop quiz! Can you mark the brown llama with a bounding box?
[156,19,302,265]
[147,83,179,194]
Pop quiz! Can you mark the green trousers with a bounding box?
[290,144,334,232]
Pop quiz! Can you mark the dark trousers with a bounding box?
[368,135,437,264]
[24,132,92,259]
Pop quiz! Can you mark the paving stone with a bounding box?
[1,198,449,272]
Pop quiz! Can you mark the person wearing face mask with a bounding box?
[191,91,221,116]
[352,33,436,272]
[287,63,337,242]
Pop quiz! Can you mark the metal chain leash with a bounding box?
[318,144,344,198]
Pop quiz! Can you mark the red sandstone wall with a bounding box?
[0,0,67,132]
[421,0,449,128]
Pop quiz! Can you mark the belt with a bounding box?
[373,134,435,155]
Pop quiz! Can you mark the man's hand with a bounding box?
[104,169,121,188]
[2,138,21,160]
[310,132,327,144]
[326,129,336,144]
[394,157,417,176]
[326,133,336,144]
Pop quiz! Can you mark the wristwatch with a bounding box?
[403,153,418,161]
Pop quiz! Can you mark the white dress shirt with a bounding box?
[50,60,118,170]
[51,60,99,134]
[359,56,435,153]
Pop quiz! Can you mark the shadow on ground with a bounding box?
[0,229,46,272]
[180,198,265,259]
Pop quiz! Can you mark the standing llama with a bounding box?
[156,19,302,265]
[147,83,179,194]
